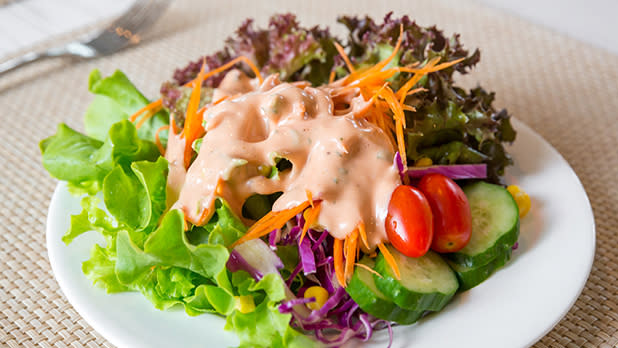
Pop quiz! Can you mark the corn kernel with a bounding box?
[304,286,329,311]
[415,157,433,167]
[507,185,531,218]
[235,295,255,313]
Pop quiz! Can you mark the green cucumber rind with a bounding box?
[346,266,424,324]
[447,219,519,267]
[374,249,458,312]
[447,247,513,291]
[447,182,520,268]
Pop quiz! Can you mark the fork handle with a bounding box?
[0,46,76,76]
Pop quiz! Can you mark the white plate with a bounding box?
[46,118,595,348]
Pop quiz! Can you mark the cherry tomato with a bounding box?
[385,185,434,257]
[418,173,472,253]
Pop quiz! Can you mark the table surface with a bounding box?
[0,0,616,347]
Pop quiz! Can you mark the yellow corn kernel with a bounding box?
[415,157,433,167]
[304,286,329,311]
[235,295,255,314]
[507,185,531,218]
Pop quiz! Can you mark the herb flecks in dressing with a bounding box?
[168,71,400,249]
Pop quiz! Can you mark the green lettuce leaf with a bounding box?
[85,69,168,143]
[143,210,231,282]
[40,123,105,183]
[40,120,160,189]
[226,273,318,348]
[82,243,129,293]
[185,283,236,316]
[63,195,118,244]
[200,199,247,247]
[103,157,168,231]
[91,119,160,174]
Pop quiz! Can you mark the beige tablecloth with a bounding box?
[1,0,616,347]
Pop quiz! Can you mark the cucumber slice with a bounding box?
[374,247,459,312]
[346,257,424,324]
[447,247,513,290]
[448,181,519,268]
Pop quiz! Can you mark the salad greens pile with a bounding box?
[42,71,313,347]
[166,12,514,183]
[40,13,516,348]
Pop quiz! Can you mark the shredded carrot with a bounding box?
[334,238,345,287]
[327,23,465,175]
[402,104,416,112]
[132,54,261,126]
[199,55,263,86]
[346,24,403,83]
[192,206,210,226]
[305,189,314,209]
[328,70,336,84]
[212,95,230,106]
[154,125,169,155]
[214,178,225,196]
[334,42,355,74]
[299,201,321,245]
[344,229,358,284]
[377,242,400,279]
[396,57,464,104]
[406,87,427,96]
[230,201,311,248]
[135,108,158,130]
[355,262,383,278]
[181,58,208,167]
[378,86,407,167]
[129,99,163,123]
[357,221,369,250]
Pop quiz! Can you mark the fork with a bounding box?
[0,0,170,76]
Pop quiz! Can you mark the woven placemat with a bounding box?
[1,0,616,347]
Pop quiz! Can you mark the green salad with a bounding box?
[41,13,529,348]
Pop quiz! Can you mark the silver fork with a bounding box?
[0,0,170,76]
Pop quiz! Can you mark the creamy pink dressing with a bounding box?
[167,70,400,249]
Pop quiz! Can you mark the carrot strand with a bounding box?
[334,238,345,287]
[299,202,321,245]
[305,189,314,209]
[344,229,358,284]
[129,99,162,122]
[154,125,169,155]
[328,70,336,84]
[358,221,369,250]
[230,201,311,248]
[334,42,356,74]
[377,242,400,279]
[355,262,383,278]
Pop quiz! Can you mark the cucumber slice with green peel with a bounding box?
[447,181,520,268]
[374,247,459,312]
[447,247,513,291]
[346,257,424,324]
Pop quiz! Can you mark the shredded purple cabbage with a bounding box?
[299,236,317,275]
[394,152,406,183]
[269,228,279,249]
[279,297,316,313]
[227,198,392,347]
[406,163,487,180]
[275,216,393,347]
[226,249,264,280]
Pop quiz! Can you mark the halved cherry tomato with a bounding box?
[385,185,433,257]
[418,173,472,253]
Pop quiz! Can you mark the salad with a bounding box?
[40,13,531,348]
